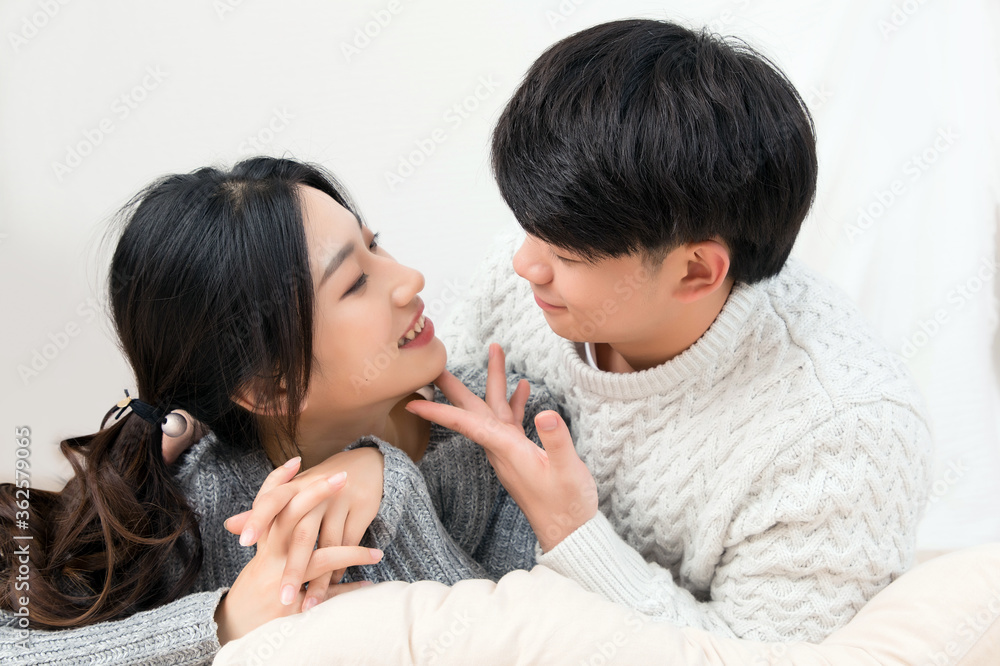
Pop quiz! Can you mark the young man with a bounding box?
[420,19,933,643]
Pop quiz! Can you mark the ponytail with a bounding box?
[0,157,354,629]
[0,410,202,628]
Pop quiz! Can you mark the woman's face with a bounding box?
[298,185,446,414]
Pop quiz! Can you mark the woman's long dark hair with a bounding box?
[0,157,359,628]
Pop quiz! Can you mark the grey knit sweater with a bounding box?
[0,367,548,665]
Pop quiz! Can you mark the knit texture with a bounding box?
[0,367,546,665]
[442,232,934,642]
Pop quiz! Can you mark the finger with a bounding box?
[224,510,250,535]
[429,370,490,413]
[259,456,302,496]
[510,379,530,427]
[485,344,514,422]
[303,571,335,611]
[323,580,373,602]
[278,504,325,606]
[238,474,308,547]
[341,510,369,550]
[334,509,370,583]
[405,401,511,453]
[269,473,349,547]
[317,503,348,585]
[253,472,346,549]
[302,546,384,582]
[533,411,577,466]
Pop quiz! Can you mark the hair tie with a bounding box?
[115,389,188,437]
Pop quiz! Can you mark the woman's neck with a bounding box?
[262,393,431,470]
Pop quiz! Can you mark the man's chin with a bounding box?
[543,317,593,344]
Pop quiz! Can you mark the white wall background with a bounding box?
[1,0,997,551]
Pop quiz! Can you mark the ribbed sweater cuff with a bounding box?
[1,588,227,666]
[535,511,671,610]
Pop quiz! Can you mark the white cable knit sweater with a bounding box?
[442,232,934,643]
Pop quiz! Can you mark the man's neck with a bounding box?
[598,279,735,373]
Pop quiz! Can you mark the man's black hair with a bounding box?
[492,19,818,283]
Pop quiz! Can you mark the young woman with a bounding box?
[0,157,552,664]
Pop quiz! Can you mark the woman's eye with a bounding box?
[368,232,381,252]
[343,273,368,297]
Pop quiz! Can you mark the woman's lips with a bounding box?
[398,316,434,350]
[533,293,566,312]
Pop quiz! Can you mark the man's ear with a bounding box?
[673,239,731,304]
[232,377,309,416]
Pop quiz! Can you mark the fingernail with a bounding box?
[360,581,374,587]
[280,584,295,606]
[283,456,301,469]
[537,412,559,431]
[302,597,318,612]
[369,548,383,561]
[223,518,230,530]
[328,471,347,486]
[239,527,255,547]
[488,344,495,360]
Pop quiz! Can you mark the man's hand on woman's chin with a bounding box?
[405,343,599,552]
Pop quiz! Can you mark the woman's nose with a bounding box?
[513,239,553,285]
[391,262,425,307]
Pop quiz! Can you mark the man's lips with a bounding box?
[533,293,566,311]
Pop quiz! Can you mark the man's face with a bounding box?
[511,234,668,344]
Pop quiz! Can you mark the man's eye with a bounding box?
[344,273,368,297]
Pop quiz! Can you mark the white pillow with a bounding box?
[214,543,1000,665]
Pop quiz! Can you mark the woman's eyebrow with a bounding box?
[319,243,355,285]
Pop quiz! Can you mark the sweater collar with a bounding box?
[560,277,763,400]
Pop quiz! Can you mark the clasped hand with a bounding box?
[216,446,386,644]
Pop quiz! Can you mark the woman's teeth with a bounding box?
[398,315,426,347]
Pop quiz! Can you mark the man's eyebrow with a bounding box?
[319,243,356,285]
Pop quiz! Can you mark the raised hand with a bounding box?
[405,344,598,552]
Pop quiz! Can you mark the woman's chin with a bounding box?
[403,337,448,395]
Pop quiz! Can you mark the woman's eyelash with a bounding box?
[344,273,367,297]
[343,233,380,297]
